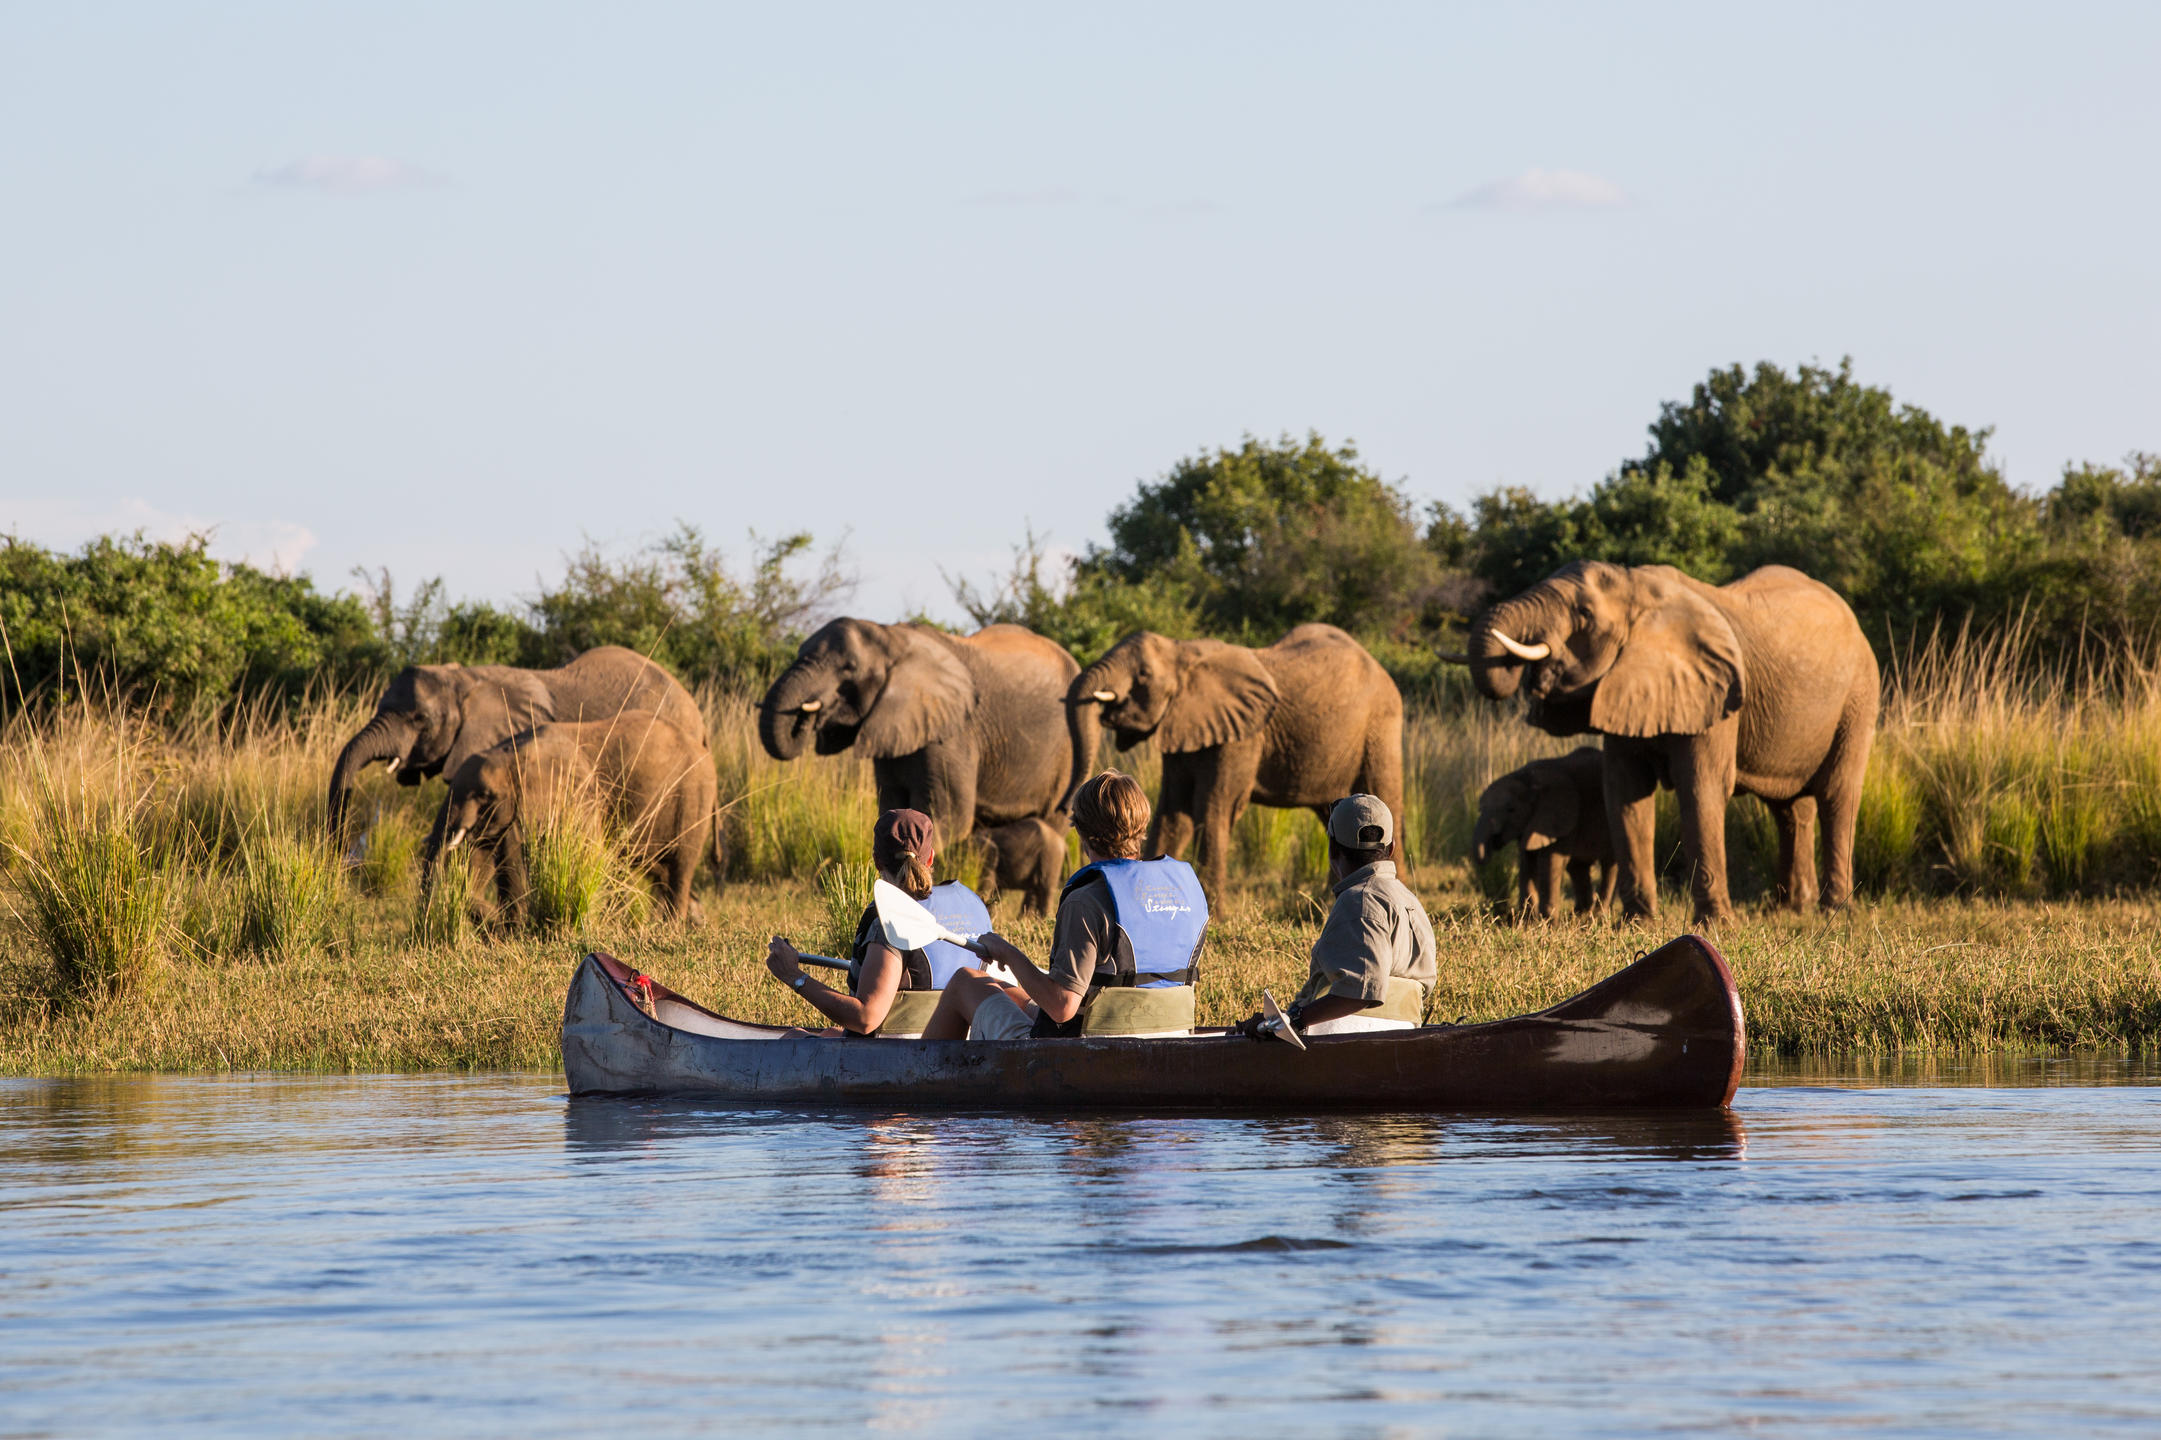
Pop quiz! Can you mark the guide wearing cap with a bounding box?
[1240,793,1435,1040]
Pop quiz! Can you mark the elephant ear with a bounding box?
[1155,641,1280,754]
[855,628,977,759]
[442,678,553,778]
[1589,580,1747,738]
[1522,761,1581,851]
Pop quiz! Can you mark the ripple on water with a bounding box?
[0,1070,2158,1436]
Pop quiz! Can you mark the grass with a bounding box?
[8,623,2161,1070]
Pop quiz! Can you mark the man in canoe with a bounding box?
[922,770,1208,1040]
[1238,793,1436,1040]
[763,808,992,1036]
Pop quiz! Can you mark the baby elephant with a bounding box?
[975,816,1068,915]
[442,710,717,925]
[1472,747,1617,920]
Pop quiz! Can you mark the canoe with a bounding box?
[560,935,1744,1111]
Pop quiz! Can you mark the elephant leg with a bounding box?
[1193,741,1261,902]
[1603,744,1660,921]
[491,834,530,930]
[1671,732,1738,924]
[929,738,979,850]
[1770,795,1819,911]
[1530,848,1562,920]
[416,798,451,902]
[1596,861,1618,913]
[1150,760,1198,862]
[1568,855,1596,916]
[1817,713,1872,910]
[1355,718,1407,873]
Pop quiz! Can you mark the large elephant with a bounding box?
[441,710,717,925]
[1447,562,1878,922]
[328,646,706,890]
[757,621,1081,878]
[1065,624,1404,899]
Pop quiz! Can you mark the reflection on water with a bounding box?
[3,1070,2159,1436]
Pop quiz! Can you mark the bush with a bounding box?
[238,834,342,958]
[11,793,170,999]
[525,809,612,936]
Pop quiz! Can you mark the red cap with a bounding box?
[873,809,937,873]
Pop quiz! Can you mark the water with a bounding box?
[4,1067,2160,1437]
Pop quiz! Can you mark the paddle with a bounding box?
[1259,989,1307,1051]
[873,879,1017,983]
[786,882,1014,982]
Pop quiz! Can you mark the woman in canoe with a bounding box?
[764,808,992,1036]
[923,770,1208,1040]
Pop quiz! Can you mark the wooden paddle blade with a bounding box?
[1261,989,1307,1051]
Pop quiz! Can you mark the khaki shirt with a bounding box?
[1294,861,1437,1011]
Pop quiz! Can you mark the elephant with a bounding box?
[1065,624,1404,899]
[440,710,717,925]
[1472,747,1618,920]
[1447,561,1879,922]
[975,816,1068,916]
[328,646,706,894]
[757,620,1081,897]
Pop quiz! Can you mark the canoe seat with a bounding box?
[1372,976,1428,1025]
[1080,985,1195,1038]
[877,990,944,1038]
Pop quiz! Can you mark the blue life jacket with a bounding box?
[1062,857,1208,988]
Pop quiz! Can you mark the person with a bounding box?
[763,808,992,1036]
[922,771,1207,1040]
[1238,793,1435,1040]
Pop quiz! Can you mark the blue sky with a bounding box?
[2,2,2156,621]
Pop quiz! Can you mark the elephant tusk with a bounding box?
[1490,630,1552,662]
[383,756,400,777]
[446,827,467,851]
[1090,689,1117,703]
[797,700,822,714]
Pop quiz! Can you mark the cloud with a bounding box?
[1447,168,1627,212]
[251,155,441,193]
[3,498,319,576]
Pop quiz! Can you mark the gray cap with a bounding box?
[1327,794,1394,849]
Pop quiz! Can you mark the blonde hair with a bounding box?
[1071,770,1149,859]
[882,855,934,900]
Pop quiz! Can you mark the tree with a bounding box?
[1082,432,1446,643]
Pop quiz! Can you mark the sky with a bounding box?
[2,2,2157,623]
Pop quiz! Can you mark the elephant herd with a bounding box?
[327,559,1879,929]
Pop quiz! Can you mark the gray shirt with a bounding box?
[1046,875,1136,995]
[1294,861,1437,1010]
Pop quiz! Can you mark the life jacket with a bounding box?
[1067,856,1208,987]
[845,883,992,1037]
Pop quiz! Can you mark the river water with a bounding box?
[4,1064,2159,1437]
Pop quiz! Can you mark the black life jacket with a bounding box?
[847,903,934,995]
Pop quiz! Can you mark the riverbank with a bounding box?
[4,884,2158,1073]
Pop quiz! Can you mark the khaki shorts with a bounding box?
[1302,1013,1414,1037]
[967,991,1037,1041]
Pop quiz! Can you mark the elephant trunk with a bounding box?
[328,711,417,837]
[1467,589,1561,701]
[1061,655,1127,810]
[756,662,823,761]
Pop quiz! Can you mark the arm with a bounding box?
[765,937,904,1034]
[970,933,1081,1025]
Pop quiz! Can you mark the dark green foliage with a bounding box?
[1081,433,1460,646]
[0,534,385,716]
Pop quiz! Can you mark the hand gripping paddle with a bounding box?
[1259,989,1307,1051]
